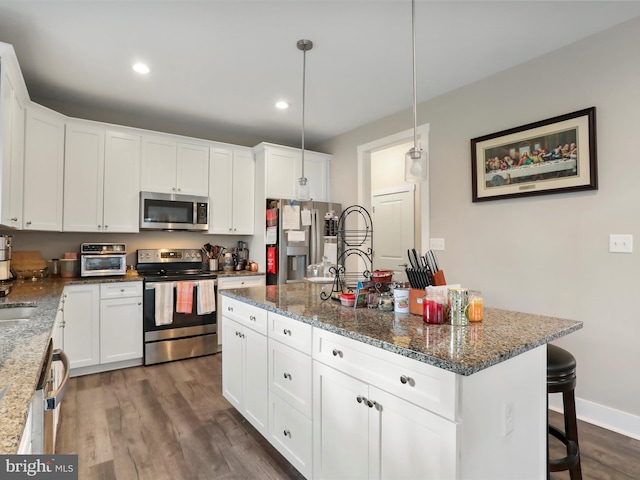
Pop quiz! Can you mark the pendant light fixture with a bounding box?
[295,39,313,201]
[405,0,427,183]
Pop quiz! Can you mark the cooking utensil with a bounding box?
[430,250,440,271]
[407,249,416,269]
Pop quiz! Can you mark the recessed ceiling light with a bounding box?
[275,101,289,109]
[132,63,150,74]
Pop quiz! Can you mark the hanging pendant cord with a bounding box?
[301,45,306,179]
[411,0,418,150]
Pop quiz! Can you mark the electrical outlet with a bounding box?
[430,238,445,251]
[503,401,515,436]
[609,234,633,253]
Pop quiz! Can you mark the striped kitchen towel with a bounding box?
[154,282,174,326]
[176,281,194,314]
[197,280,216,315]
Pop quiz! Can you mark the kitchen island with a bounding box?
[220,282,582,479]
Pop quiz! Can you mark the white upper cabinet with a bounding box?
[103,130,141,232]
[141,135,209,196]
[23,104,65,231]
[209,145,254,235]
[63,123,141,233]
[63,122,105,232]
[254,143,330,201]
[0,56,26,229]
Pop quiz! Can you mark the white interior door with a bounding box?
[372,186,414,282]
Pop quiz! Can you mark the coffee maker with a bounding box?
[233,241,249,271]
[0,235,13,296]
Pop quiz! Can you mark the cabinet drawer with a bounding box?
[218,275,265,289]
[269,338,312,418]
[269,392,312,479]
[221,297,267,335]
[313,328,458,421]
[269,311,312,354]
[100,281,142,299]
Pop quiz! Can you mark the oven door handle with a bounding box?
[44,349,70,411]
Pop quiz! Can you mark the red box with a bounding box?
[409,288,424,316]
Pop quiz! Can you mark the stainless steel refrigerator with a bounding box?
[265,198,342,285]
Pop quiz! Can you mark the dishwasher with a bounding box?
[31,338,70,454]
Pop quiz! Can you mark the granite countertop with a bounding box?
[0,274,142,454]
[216,270,265,277]
[220,282,583,376]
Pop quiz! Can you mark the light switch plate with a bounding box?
[609,234,633,253]
[430,238,445,251]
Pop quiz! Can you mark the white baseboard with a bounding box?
[549,394,640,441]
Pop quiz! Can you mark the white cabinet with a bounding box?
[63,124,141,232]
[0,56,26,229]
[267,312,313,478]
[254,143,331,201]
[63,282,143,375]
[216,275,265,349]
[62,284,100,370]
[209,145,254,234]
[63,122,105,231]
[99,283,143,364]
[23,105,65,231]
[103,130,141,232]
[221,297,269,437]
[141,135,209,196]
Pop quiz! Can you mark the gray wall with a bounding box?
[316,17,640,424]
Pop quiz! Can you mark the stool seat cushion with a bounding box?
[548,344,576,375]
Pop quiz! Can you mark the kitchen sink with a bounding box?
[0,306,36,326]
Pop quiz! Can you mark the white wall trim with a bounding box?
[549,395,640,441]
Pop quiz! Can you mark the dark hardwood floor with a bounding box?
[57,354,640,480]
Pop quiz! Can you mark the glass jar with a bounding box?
[378,292,393,311]
[423,287,446,324]
[222,253,235,272]
[468,290,483,322]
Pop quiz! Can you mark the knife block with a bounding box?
[433,270,446,286]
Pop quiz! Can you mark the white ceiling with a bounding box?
[1,1,639,147]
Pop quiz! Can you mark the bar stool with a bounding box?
[547,344,582,480]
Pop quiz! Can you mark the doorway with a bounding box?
[357,124,430,270]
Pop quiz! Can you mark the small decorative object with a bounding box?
[423,287,446,324]
[471,107,597,202]
[339,292,356,307]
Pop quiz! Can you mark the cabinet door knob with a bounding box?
[104,225,109,229]
[177,188,181,192]
[10,217,17,221]
[98,225,102,229]
[26,221,32,226]
[283,430,291,438]
[120,288,125,292]
[400,375,412,385]
[356,395,364,404]
[227,306,233,312]
[283,372,292,380]
[332,349,343,358]
[283,328,291,336]
[138,302,142,306]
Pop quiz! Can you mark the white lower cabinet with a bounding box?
[216,275,265,350]
[222,298,547,480]
[99,284,143,364]
[267,312,313,478]
[63,282,143,376]
[221,297,268,436]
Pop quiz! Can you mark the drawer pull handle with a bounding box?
[332,349,343,358]
[400,375,414,386]
[356,395,365,404]
[283,328,292,336]
[249,315,256,321]
[283,429,291,438]
[368,400,378,409]
[120,288,125,292]
[228,306,233,312]
[283,372,292,380]
[236,331,244,338]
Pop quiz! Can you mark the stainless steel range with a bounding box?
[137,248,218,365]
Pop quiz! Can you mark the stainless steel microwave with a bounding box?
[140,191,209,231]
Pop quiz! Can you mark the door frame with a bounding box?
[357,124,430,253]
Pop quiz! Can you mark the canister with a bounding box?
[448,287,469,326]
[393,286,410,313]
